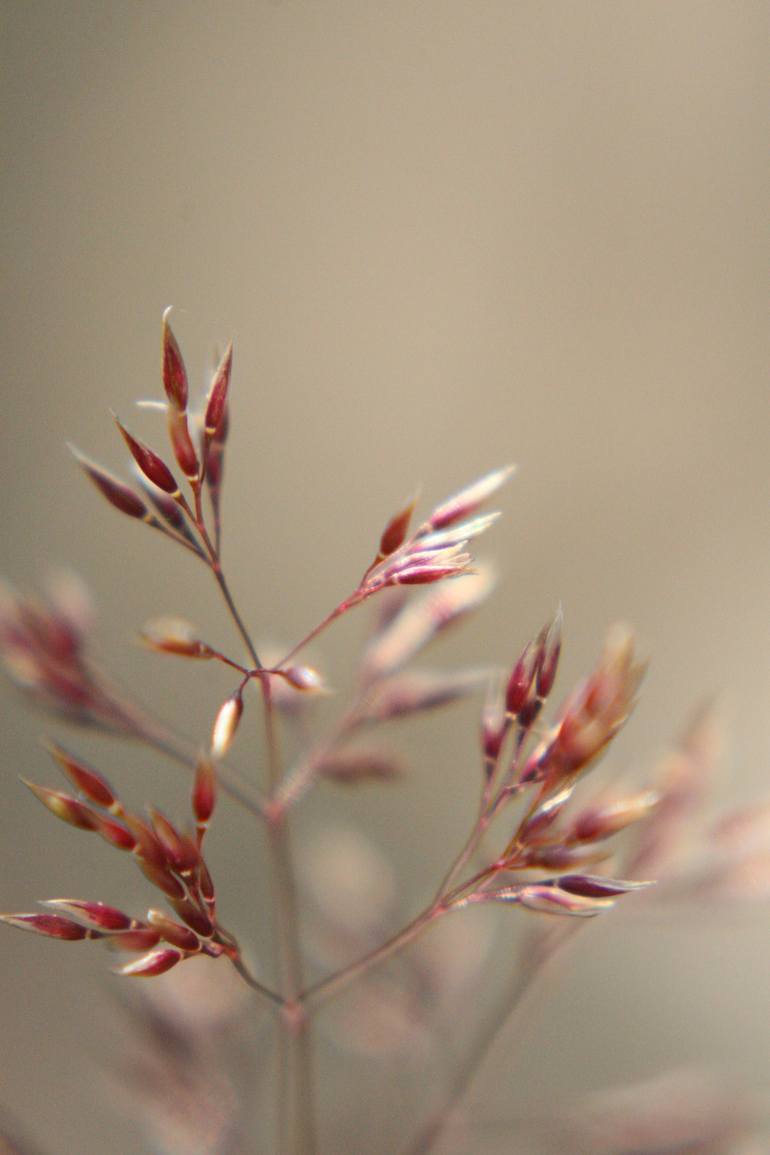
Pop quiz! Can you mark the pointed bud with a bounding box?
[114,418,179,495]
[192,756,217,826]
[167,408,199,481]
[204,342,233,436]
[140,617,213,659]
[378,494,418,559]
[0,912,94,940]
[506,642,535,717]
[161,310,188,411]
[557,874,652,899]
[69,447,147,520]
[428,466,515,531]
[136,859,186,899]
[115,946,182,977]
[22,780,99,830]
[92,813,137,851]
[169,896,214,938]
[107,928,162,952]
[535,608,562,699]
[146,910,201,952]
[148,808,200,872]
[571,790,660,843]
[42,899,133,931]
[211,690,243,758]
[45,742,119,810]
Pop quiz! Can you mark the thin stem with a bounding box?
[277,593,364,669]
[229,954,285,1008]
[400,923,581,1155]
[301,905,443,1008]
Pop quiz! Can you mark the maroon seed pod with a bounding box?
[92,813,137,852]
[195,858,216,907]
[535,609,562,699]
[394,564,469,586]
[505,642,535,717]
[169,896,214,938]
[167,408,199,481]
[22,780,99,831]
[114,417,179,495]
[135,477,202,552]
[148,808,200,873]
[107,927,162,952]
[136,859,186,900]
[161,311,188,411]
[42,899,134,931]
[146,910,201,952]
[45,742,119,811]
[115,946,183,977]
[557,874,651,899]
[69,447,148,520]
[123,815,169,868]
[0,912,95,940]
[428,465,515,531]
[377,494,418,560]
[204,342,233,437]
[192,756,217,826]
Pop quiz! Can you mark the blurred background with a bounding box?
[1,3,767,1153]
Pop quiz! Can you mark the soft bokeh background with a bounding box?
[1,3,767,1153]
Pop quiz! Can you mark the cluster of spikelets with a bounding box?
[0,314,666,1003]
[1,742,236,978]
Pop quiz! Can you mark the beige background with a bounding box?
[1,3,768,1153]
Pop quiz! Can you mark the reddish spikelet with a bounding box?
[192,756,217,827]
[167,408,199,481]
[161,311,188,411]
[122,814,168,868]
[136,860,186,900]
[169,896,214,938]
[146,910,201,952]
[427,465,515,531]
[107,928,162,952]
[115,947,182,978]
[42,899,134,931]
[505,642,535,717]
[69,447,147,520]
[377,494,419,562]
[195,858,216,907]
[570,789,660,844]
[0,912,96,940]
[556,874,651,899]
[140,617,214,660]
[134,476,203,554]
[22,779,99,831]
[114,418,179,495]
[204,343,233,438]
[45,742,119,811]
[148,808,200,873]
[211,690,243,758]
[92,813,136,851]
[535,608,562,699]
